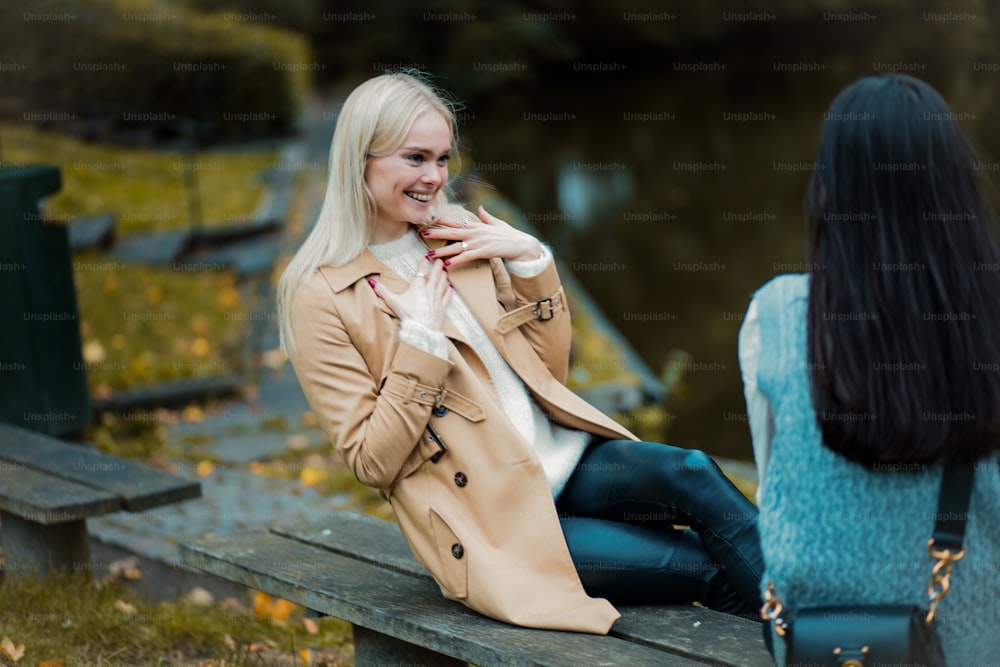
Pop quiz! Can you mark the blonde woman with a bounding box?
[278,71,763,633]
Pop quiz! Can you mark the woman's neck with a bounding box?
[370,219,413,245]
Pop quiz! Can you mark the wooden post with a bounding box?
[0,511,92,576]
[353,625,465,667]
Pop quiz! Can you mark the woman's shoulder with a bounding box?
[751,273,809,308]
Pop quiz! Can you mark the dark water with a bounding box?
[458,73,828,460]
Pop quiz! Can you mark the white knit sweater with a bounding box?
[368,230,591,497]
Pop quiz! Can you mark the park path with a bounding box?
[90,94,361,577]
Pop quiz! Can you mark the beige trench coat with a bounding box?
[287,234,637,634]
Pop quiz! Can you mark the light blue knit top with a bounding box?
[751,273,1000,665]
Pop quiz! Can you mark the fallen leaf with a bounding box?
[114,600,137,614]
[38,660,64,667]
[298,648,312,665]
[0,636,25,662]
[182,406,205,423]
[286,434,309,450]
[191,337,210,357]
[302,617,319,635]
[244,642,269,654]
[196,460,215,478]
[83,340,106,363]
[123,567,142,580]
[299,466,327,487]
[252,591,272,619]
[270,597,296,622]
[185,587,214,606]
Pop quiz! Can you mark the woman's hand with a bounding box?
[370,257,452,331]
[421,205,544,268]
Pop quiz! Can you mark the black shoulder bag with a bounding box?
[761,462,974,667]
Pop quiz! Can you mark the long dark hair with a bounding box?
[807,73,1000,467]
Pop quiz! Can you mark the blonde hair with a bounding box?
[277,71,460,353]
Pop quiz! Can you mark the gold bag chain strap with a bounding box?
[761,460,975,637]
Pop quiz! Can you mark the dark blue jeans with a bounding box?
[556,439,764,617]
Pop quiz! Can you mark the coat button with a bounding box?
[451,543,464,559]
[454,471,468,487]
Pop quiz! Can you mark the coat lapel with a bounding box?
[446,256,504,354]
[320,242,471,347]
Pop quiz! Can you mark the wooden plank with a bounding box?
[181,532,708,667]
[273,512,771,666]
[0,423,201,511]
[90,374,242,412]
[0,466,120,522]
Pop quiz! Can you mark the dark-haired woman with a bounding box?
[740,73,1000,664]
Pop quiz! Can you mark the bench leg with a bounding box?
[0,511,91,575]
[353,624,465,667]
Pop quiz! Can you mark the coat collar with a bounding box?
[317,235,504,352]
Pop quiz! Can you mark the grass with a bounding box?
[73,252,249,397]
[1,123,278,233]
[0,570,352,666]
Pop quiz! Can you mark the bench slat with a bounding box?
[181,531,710,667]
[0,467,121,523]
[0,423,201,511]
[273,512,771,666]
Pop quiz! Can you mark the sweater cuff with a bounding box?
[399,319,450,361]
[505,244,552,278]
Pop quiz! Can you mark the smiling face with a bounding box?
[364,110,452,242]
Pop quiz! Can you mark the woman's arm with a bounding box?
[288,273,453,489]
[502,249,573,383]
[738,297,774,506]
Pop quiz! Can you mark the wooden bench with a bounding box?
[181,511,772,666]
[0,422,201,575]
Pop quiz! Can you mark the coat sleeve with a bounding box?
[498,257,572,384]
[287,273,454,489]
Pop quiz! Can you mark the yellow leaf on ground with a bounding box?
[39,660,64,667]
[147,284,162,304]
[302,617,319,635]
[196,460,215,478]
[252,591,272,618]
[298,648,312,665]
[299,466,327,487]
[0,636,25,662]
[191,337,211,357]
[269,597,296,622]
[218,286,240,308]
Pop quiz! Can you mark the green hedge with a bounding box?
[0,0,312,141]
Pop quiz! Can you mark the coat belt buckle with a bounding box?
[532,297,555,321]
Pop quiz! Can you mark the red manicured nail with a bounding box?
[421,230,431,236]
[443,260,452,266]
[367,279,376,288]
[449,283,454,289]
[426,250,436,258]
